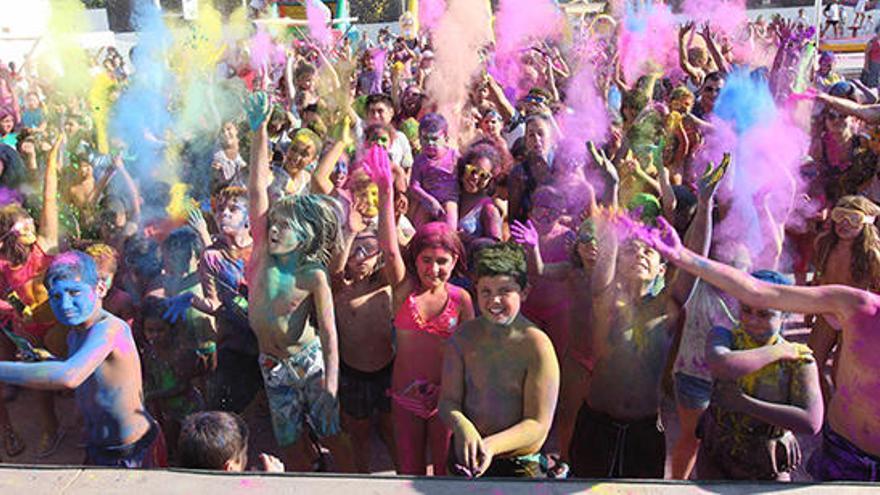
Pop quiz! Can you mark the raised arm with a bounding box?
[311,138,349,195]
[0,318,119,390]
[245,92,273,251]
[678,22,703,83]
[484,73,516,124]
[641,216,876,322]
[816,92,880,124]
[37,134,61,255]
[700,23,729,75]
[669,154,728,307]
[363,145,407,286]
[587,141,620,294]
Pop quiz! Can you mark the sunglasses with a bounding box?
[703,86,722,94]
[352,242,380,259]
[825,111,846,121]
[831,207,875,226]
[464,163,492,183]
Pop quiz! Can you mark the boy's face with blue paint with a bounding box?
[48,278,100,327]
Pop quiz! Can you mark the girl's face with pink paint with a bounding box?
[415,247,457,289]
[0,115,14,134]
[48,278,99,327]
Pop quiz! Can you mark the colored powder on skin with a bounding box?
[39,0,92,97]
[492,0,564,96]
[109,0,174,181]
[618,3,679,83]
[419,0,447,32]
[704,69,809,269]
[88,72,115,155]
[426,0,493,139]
[306,0,334,47]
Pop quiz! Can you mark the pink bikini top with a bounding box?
[393,284,463,340]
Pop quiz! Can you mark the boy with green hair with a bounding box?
[439,242,560,478]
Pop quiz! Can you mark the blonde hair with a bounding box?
[268,194,342,266]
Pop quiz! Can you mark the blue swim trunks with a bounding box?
[259,340,341,447]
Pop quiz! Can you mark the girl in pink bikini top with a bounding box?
[393,283,464,340]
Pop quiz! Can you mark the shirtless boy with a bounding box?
[640,216,880,481]
[568,154,726,478]
[439,242,559,478]
[0,251,164,467]
[330,228,396,472]
[245,91,354,472]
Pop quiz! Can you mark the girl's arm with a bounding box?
[642,217,877,322]
[37,134,61,254]
[816,92,880,124]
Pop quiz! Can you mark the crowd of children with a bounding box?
[0,0,878,482]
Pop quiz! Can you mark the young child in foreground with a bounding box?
[177,411,283,472]
[439,242,559,478]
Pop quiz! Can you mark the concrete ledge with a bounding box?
[0,464,876,495]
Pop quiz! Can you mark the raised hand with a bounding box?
[244,91,272,132]
[697,152,730,200]
[163,292,195,324]
[679,20,695,39]
[632,215,684,263]
[510,220,539,248]
[362,144,393,193]
[588,141,619,185]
